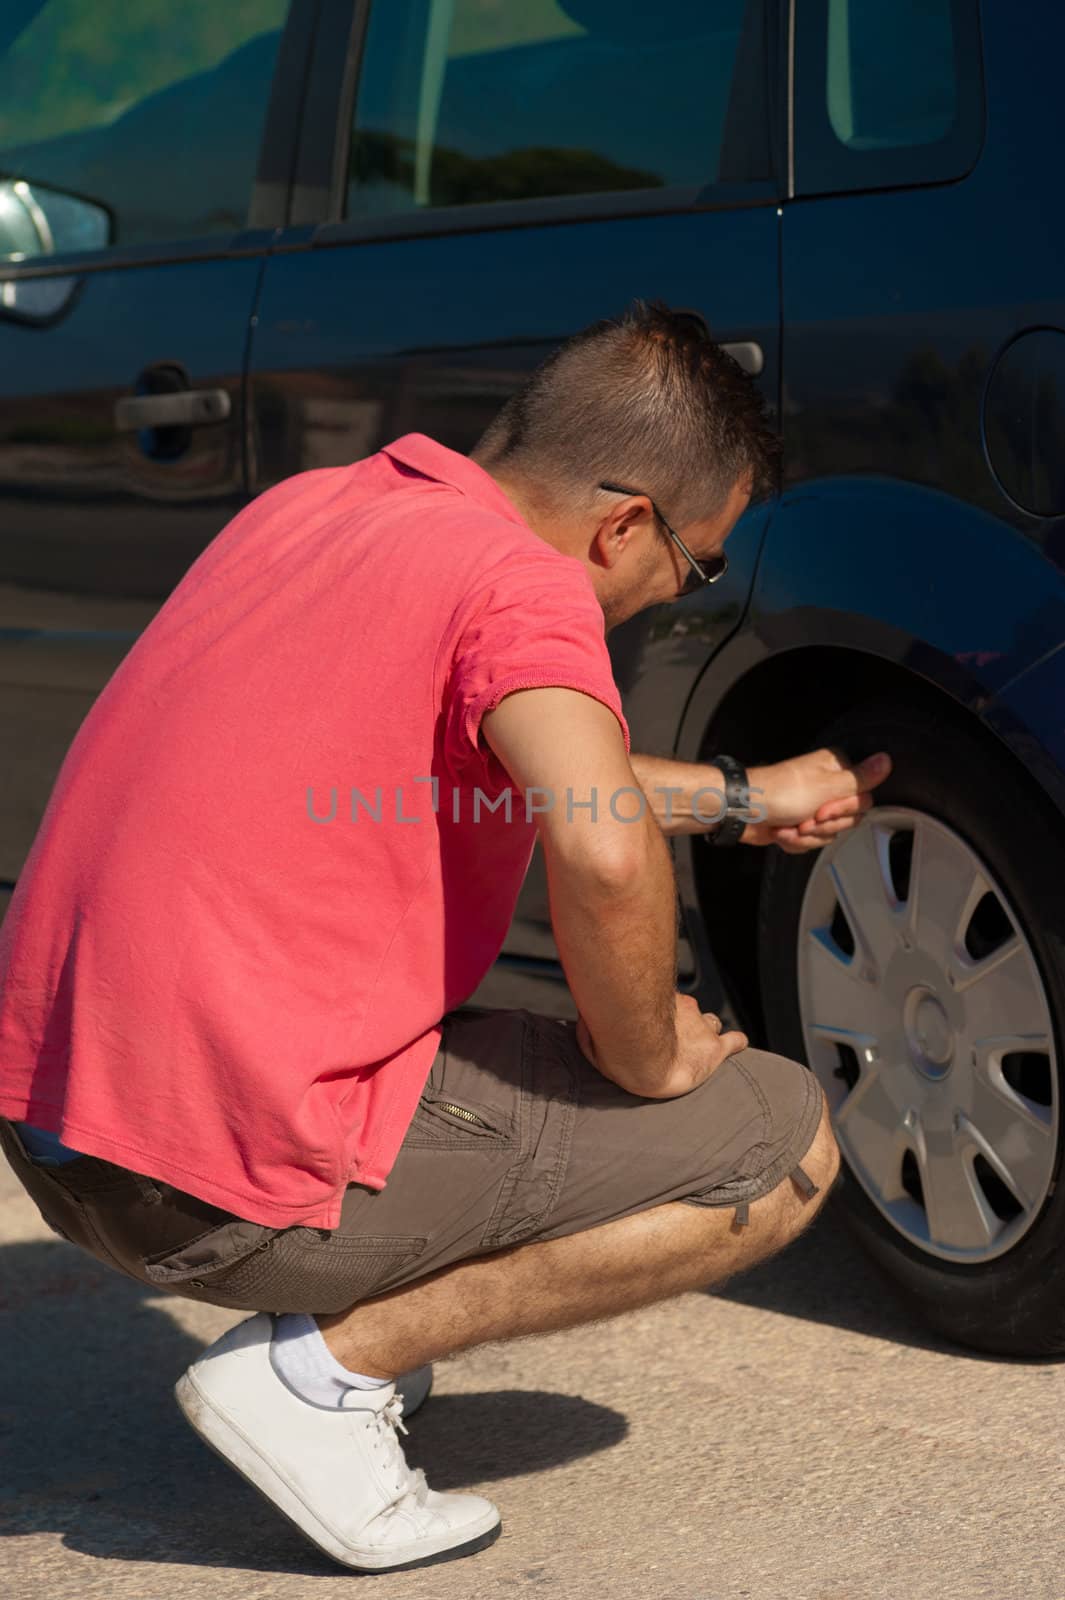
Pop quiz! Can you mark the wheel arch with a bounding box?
[672,634,1063,1040]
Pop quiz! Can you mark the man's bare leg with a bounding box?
[318,1095,839,1377]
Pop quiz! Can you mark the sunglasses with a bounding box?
[598,480,729,596]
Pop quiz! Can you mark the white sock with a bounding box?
[269,1312,390,1408]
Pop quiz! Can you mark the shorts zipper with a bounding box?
[436,1101,491,1129]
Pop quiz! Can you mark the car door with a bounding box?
[0,0,311,922]
[248,0,786,1010]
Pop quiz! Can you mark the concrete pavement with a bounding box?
[3,1150,1065,1600]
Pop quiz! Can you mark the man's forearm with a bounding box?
[629,752,732,836]
[542,814,679,1095]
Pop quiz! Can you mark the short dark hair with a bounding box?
[470,299,781,525]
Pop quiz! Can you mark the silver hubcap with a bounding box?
[797,806,1058,1262]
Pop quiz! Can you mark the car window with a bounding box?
[796,0,984,196]
[347,0,773,220]
[826,0,956,152]
[0,0,289,262]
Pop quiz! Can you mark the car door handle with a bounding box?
[114,388,231,431]
[720,341,764,377]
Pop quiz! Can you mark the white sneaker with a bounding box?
[175,1313,501,1571]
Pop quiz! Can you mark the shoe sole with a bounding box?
[174,1369,502,1572]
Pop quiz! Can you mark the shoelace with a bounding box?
[367,1391,419,1505]
[383,1394,409,1438]
[383,1466,431,1518]
[381,1399,433,1508]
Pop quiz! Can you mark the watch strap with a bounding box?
[709,752,749,847]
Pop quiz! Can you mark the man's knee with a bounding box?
[802,1084,840,1188]
[729,1051,839,1237]
[776,1089,839,1244]
[729,1074,839,1256]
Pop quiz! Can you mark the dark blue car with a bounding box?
[2,0,1064,1357]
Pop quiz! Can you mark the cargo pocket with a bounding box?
[404,1093,509,1148]
[140,1216,278,1289]
[480,1013,577,1250]
[246,1230,431,1315]
[403,1012,519,1151]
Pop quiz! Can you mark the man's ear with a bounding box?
[590,515,621,572]
[591,498,650,571]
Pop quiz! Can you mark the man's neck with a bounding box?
[470,455,612,622]
[472,461,567,555]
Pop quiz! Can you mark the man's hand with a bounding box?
[576,992,748,1098]
[743,747,892,854]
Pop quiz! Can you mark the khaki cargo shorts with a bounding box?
[0,1006,825,1316]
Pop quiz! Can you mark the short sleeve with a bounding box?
[441,557,630,792]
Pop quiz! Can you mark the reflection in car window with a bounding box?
[826,0,956,151]
[794,0,981,197]
[347,0,771,218]
[0,0,288,261]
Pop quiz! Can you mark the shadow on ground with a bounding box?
[0,1240,627,1575]
[711,1198,971,1359]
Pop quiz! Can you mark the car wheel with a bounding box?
[757,698,1065,1356]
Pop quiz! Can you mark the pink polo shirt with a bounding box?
[0,436,629,1228]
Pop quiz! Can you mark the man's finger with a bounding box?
[775,814,868,850]
[799,812,834,834]
[814,816,866,838]
[820,747,891,801]
[779,832,835,854]
[854,751,892,790]
[799,814,868,840]
[813,791,869,823]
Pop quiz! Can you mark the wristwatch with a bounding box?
[707,753,750,848]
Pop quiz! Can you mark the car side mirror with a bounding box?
[0,178,111,261]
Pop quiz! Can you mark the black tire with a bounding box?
[758,698,1065,1357]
